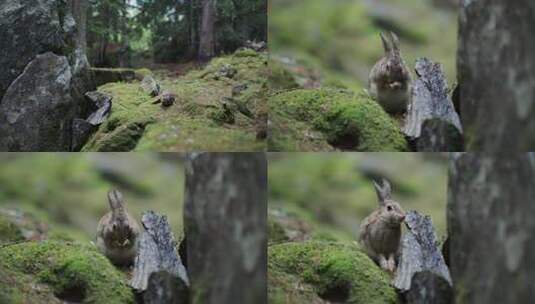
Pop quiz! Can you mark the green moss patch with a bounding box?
[269,241,397,304]
[83,51,267,151]
[0,241,134,303]
[269,88,408,151]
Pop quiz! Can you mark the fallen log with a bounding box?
[393,210,452,304]
[402,58,463,151]
[130,211,189,300]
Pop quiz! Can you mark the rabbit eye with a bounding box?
[387,205,393,211]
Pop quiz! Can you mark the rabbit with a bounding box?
[96,189,141,267]
[359,179,406,273]
[368,31,412,114]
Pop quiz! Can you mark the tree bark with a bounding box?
[402,58,463,152]
[457,1,535,151]
[393,211,453,304]
[198,0,216,61]
[447,153,535,303]
[184,153,267,304]
[69,0,87,53]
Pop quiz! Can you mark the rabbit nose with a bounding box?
[400,215,406,221]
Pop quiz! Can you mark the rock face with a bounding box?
[458,1,535,151]
[0,0,94,151]
[448,153,535,303]
[184,153,267,304]
[0,53,75,151]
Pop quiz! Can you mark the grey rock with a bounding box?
[184,153,267,304]
[85,91,112,125]
[458,1,535,151]
[0,0,73,101]
[141,75,161,97]
[0,0,94,151]
[448,153,535,303]
[0,53,76,151]
[71,118,96,151]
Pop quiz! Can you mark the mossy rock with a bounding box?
[269,88,408,151]
[0,214,24,244]
[83,50,267,152]
[269,241,398,304]
[0,241,134,303]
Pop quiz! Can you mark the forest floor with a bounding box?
[83,49,268,152]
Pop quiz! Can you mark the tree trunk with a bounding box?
[69,0,87,53]
[198,0,216,61]
[457,1,535,151]
[184,153,267,304]
[447,153,535,303]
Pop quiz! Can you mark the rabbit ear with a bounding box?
[389,31,400,53]
[373,179,392,203]
[380,32,392,53]
[108,189,125,210]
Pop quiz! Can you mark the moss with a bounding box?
[83,50,267,152]
[0,263,61,304]
[268,217,289,245]
[269,88,408,151]
[268,60,300,91]
[0,215,24,244]
[269,241,398,304]
[0,241,134,303]
[233,48,260,58]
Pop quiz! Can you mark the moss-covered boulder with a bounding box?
[83,50,267,152]
[269,241,398,304]
[0,241,134,303]
[269,88,408,151]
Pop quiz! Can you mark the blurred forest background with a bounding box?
[269,153,448,242]
[269,0,458,91]
[0,153,184,242]
[84,0,267,67]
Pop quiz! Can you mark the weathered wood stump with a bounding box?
[393,210,452,304]
[130,211,189,303]
[402,58,463,151]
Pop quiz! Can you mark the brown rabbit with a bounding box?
[368,32,412,114]
[359,179,406,273]
[96,190,141,266]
